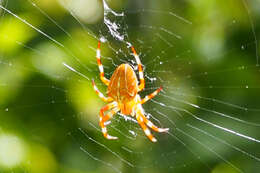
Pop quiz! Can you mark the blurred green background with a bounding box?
[0,0,260,173]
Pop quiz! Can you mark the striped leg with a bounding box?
[138,105,169,133]
[99,102,119,140]
[97,41,110,86]
[136,112,156,142]
[92,79,113,102]
[131,46,145,91]
[141,86,163,104]
[137,104,168,134]
[136,104,157,142]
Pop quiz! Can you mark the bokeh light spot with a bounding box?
[0,134,26,168]
[59,0,103,24]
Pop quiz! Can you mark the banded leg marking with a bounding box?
[131,46,145,91]
[92,79,113,102]
[141,86,163,104]
[136,105,157,142]
[138,107,169,133]
[99,102,119,139]
[97,41,110,86]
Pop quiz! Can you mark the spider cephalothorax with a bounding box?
[92,41,168,142]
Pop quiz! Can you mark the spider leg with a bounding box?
[136,105,157,142]
[138,107,169,133]
[136,112,157,142]
[92,79,113,102]
[131,46,145,91]
[141,86,163,104]
[97,41,110,86]
[99,102,119,139]
[138,104,169,132]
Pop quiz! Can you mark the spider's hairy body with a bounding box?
[108,64,138,115]
[92,41,169,142]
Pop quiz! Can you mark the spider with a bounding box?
[92,41,169,142]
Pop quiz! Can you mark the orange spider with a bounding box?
[92,41,169,142]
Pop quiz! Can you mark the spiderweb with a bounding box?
[0,0,259,172]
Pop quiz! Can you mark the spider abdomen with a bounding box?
[107,64,138,114]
